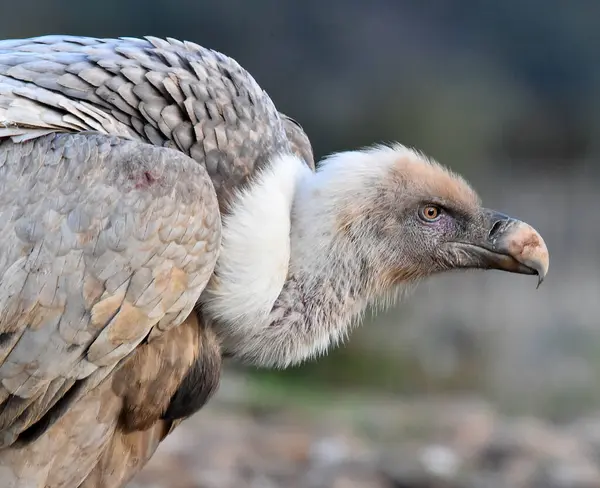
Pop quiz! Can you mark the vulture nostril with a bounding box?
[488,220,504,240]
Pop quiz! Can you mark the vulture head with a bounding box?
[200,143,549,368]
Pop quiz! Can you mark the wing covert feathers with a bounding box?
[0,131,221,448]
[0,35,310,206]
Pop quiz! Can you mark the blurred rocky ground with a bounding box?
[130,374,600,488]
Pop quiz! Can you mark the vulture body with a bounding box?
[0,36,549,488]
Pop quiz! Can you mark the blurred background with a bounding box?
[3,1,600,486]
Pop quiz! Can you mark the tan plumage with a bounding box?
[0,35,549,488]
[1,313,216,488]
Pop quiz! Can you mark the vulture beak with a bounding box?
[448,209,549,287]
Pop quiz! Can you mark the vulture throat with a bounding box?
[199,144,549,368]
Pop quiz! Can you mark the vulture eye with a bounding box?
[419,204,442,222]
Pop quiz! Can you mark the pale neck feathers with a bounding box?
[199,144,454,368]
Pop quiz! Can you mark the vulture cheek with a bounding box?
[420,217,459,269]
[419,214,455,243]
[438,215,457,234]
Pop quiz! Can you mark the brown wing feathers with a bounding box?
[112,312,221,433]
[81,313,221,488]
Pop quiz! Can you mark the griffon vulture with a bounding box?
[0,35,549,487]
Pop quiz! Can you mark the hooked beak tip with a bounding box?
[537,274,544,289]
[458,209,550,287]
[496,218,549,287]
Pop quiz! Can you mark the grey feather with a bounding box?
[0,131,221,446]
[0,35,315,209]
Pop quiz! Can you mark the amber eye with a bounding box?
[419,204,442,222]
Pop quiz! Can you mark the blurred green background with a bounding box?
[3,1,600,421]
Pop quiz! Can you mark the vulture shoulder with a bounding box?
[0,35,315,202]
[0,131,221,487]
